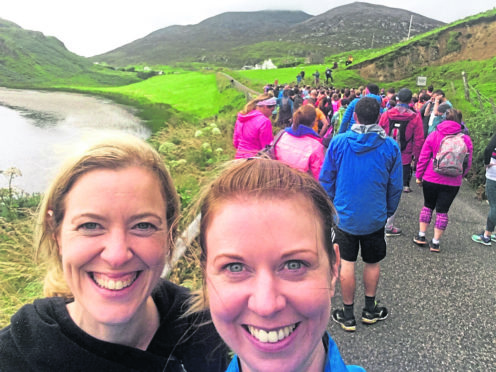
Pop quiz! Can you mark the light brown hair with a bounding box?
[292,104,317,130]
[240,93,273,115]
[189,158,337,311]
[35,134,179,298]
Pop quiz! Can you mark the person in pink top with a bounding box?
[233,94,275,159]
[274,104,325,180]
[412,109,473,253]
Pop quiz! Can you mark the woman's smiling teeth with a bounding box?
[92,272,138,290]
[247,324,297,343]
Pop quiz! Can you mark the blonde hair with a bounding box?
[189,158,337,312]
[35,135,179,298]
[240,93,273,115]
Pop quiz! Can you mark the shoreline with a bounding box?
[0,87,146,131]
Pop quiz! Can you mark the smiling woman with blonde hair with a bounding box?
[0,134,227,372]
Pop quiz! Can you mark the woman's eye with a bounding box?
[226,263,244,273]
[79,222,100,230]
[285,260,304,271]
[134,222,155,230]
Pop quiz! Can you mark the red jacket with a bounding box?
[379,105,424,165]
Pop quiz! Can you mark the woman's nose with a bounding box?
[247,271,286,317]
[100,228,133,267]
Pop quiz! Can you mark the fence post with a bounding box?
[462,71,470,101]
[476,89,483,111]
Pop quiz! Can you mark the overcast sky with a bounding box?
[2,1,494,57]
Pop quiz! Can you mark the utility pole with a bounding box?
[407,15,413,40]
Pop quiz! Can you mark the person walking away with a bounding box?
[471,132,496,245]
[313,70,320,86]
[233,94,275,158]
[378,88,424,235]
[292,87,303,112]
[273,105,325,180]
[319,97,402,332]
[331,98,349,134]
[413,109,473,252]
[339,83,383,134]
[276,87,294,128]
[325,68,334,84]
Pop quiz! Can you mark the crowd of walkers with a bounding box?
[233,80,476,337]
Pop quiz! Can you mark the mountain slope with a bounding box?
[0,18,139,88]
[93,10,312,66]
[94,2,444,68]
[287,2,444,50]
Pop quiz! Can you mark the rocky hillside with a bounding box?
[94,2,444,68]
[287,2,444,51]
[350,10,496,81]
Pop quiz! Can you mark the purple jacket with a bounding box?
[233,110,273,159]
[378,104,424,165]
[415,120,473,186]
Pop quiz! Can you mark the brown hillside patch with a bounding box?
[354,16,496,81]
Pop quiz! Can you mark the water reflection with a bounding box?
[0,101,149,194]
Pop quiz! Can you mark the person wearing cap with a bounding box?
[425,89,452,134]
[233,94,275,159]
[378,88,425,236]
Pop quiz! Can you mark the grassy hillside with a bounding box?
[0,18,140,88]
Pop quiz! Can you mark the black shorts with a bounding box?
[334,226,387,264]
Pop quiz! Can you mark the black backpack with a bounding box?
[388,119,412,151]
[281,97,291,113]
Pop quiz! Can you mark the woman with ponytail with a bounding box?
[233,93,275,159]
[273,104,326,179]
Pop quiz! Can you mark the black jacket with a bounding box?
[0,279,228,371]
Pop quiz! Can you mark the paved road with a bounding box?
[328,180,496,371]
[220,75,495,370]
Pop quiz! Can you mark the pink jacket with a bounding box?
[378,105,424,165]
[274,132,325,180]
[415,120,473,186]
[233,110,273,159]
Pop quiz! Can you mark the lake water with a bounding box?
[0,92,150,194]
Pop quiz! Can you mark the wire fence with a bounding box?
[462,71,496,113]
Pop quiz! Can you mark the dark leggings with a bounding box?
[403,164,412,187]
[422,180,460,213]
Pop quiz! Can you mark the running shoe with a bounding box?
[385,226,402,236]
[413,234,427,246]
[332,309,356,332]
[491,234,496,243]
[403,186,412,193]
[429,240,440,253]
[471,233,491,246]
[362,303,388,324]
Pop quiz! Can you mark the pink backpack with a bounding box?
[433,133,468,176]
